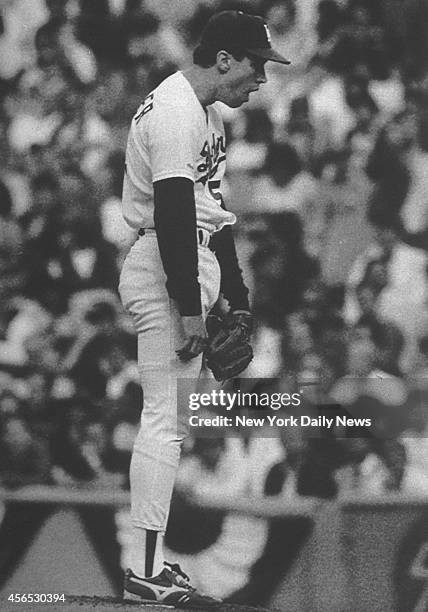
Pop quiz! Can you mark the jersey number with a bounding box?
[134,93,154,124]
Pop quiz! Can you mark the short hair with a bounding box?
[35,17,62,50]
[263,142,302,181]
[193,43,246,67]
[85,301,117,325]
[31,171,59,193]
[127,13,160,37]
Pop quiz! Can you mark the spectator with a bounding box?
[0,414,50,488]
[98,150,136,260]
[20,172,62,308]
[50,86,114,175]
[57,298,124,400]
[328,0,393,79]
[107,381,142,483]
[34,16,97,86]
[366,111,417,230]
[70,331,129,402]
[76,0,127,66]
[0,179,24,302]
[250,212,318,328]
[124,12,187,72]
[0,298,53,367]
[50,400,102,483]
[227,108,273,176]
[0,389,23,421]
[252,142,318,214]
[79,419,126,487]
[57,167,98,223]
[21,371,55,437]
[305,54,357,148]
[0,0,48,80]
[0,0,427,520]
[343,221,425,338]
[55,218,119,299]
[317,0,343,46]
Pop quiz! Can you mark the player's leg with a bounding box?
[119,236,189,577]
[119,236,220,606]
[129,314,203,578]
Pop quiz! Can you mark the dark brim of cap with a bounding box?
[246,47,291,65]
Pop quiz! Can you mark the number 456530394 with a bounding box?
[8,593,66,603]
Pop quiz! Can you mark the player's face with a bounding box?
[220,55,268,107]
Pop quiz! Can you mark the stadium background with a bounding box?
[0,0,427,610]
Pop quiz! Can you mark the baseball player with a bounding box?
[119,10,290,608]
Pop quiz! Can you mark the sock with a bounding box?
[131,527,165,578]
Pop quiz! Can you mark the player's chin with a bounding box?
[228,94,250,108]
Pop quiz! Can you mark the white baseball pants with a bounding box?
[119,232,220,532]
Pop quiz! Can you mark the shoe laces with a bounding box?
[164,562,195,591]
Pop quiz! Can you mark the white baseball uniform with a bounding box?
[122,71,235,233]
[119,71,234,536]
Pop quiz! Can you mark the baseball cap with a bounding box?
[199,10,291,65]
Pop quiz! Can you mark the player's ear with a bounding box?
[216,50,231,74]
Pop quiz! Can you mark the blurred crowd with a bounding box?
[0,0,427,504]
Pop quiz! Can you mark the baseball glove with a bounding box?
[205,311,253,381]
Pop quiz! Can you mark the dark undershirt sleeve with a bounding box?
[153,177,201,316]
[210,209,250,312]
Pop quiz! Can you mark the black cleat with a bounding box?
[123,563,220,609]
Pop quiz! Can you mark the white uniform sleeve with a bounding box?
[146,100,199,184]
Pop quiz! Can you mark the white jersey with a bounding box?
[122,71,236,234]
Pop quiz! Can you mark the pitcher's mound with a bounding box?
[28,595,282,612]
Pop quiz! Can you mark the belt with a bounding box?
[138,227,214,249]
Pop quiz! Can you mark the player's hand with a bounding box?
[176,315,207,362]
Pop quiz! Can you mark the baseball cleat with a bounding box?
[123,563,220,608]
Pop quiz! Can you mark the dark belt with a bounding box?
[138,228,215,250]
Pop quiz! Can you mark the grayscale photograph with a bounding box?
[0,1,427,611]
